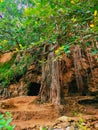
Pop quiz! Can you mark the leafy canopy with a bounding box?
[0,0,98,53]
[0,0,98,88]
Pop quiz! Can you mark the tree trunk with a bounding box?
[50,52,61,105]
[39,46,61,105]
[73,45,84,94]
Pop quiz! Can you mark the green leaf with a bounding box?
[0,114,4,119]
[5,118,13,126]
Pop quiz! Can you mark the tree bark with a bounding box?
[39,45,61,105]
[50,52,61,105]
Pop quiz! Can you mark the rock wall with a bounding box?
[0,68,41,98]
[0,50,98,99]
[0,52,14,63]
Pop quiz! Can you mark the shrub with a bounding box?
[0,112,15,130]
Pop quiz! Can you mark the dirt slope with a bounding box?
[0,96,60,129]
[0,96,98,130]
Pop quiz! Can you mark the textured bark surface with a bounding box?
[73,45,84,94]
[50,52,61,105]
[39,50,61,105]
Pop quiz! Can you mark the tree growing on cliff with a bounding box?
[0,0,98,104]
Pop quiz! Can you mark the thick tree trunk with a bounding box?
[73,45,84,94]
[39,47,61,105]
[50,52,61,105]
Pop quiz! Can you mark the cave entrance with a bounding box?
[27,82,41,96]
[68,79,78,96]
[68,78,88,96]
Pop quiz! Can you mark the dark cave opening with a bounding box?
[27,82,41,96]
[78,98,98,105]
[68,79,78,95]
[68,78,88,96]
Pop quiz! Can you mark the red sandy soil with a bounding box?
[0,96,98,130]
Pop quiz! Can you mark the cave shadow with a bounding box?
[27,82,41,96]
[68,78,88,96]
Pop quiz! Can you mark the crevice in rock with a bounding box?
[78,98,98,105]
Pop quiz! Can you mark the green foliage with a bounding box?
[72,110,80,116]
[0,55,15,87]
[0,0,98,88]
[75,115,90,130]
[0,0,97,60]
[0,53,32,87]
[41,127,48,130]
[92,49,98,55]
[0,0,98,53]
[0,112,15,130]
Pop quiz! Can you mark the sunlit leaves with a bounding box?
[0,0,98,58]
[70,0,79,4]
[90,24,94,28]
[24,7,39,17]
[71,17,77,22]
[94,10,97,17]
[55,46,64,55]
[55,45,70,56]
[0,0,4,2]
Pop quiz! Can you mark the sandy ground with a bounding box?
[0,96,98,130]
